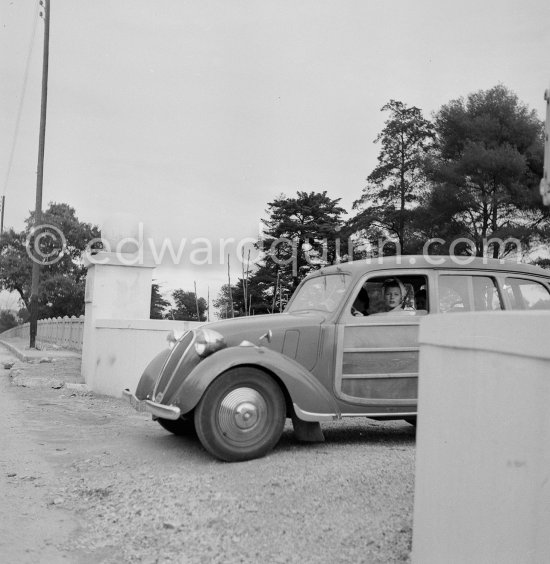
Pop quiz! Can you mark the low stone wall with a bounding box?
[1,316,85,351]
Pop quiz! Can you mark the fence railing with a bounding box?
[1,315,85,351]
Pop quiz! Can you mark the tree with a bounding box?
[0,230,30,308]
[150,283,170,319]
[213,283,241,319]
[533,258,550,270]
[168,289,207,322]
[18,307,29,323]
[427,85,548,257]
[0,310,17,333]
[255,191,347,291]
[212,191,347,318]
[351,100,435,254]
[0,202,100,318]
[39,274,88,318]
[213,278,273,319]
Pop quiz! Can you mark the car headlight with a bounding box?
[194,328,227,358]
[166,329,186,350]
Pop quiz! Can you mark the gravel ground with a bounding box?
[1,349,415,563]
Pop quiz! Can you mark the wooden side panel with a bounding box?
[344,325,419,348]
[341,377,418,399]
[336,321,420,405]
[343,350,418,375]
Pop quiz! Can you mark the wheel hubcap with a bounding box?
[234,401,259,429]
[218,387,267,442]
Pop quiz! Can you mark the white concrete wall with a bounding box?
[412,311,550,564]
[90,318,202,397]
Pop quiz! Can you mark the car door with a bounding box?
[334,271,430,409]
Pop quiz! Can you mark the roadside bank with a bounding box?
[0,337,86,391]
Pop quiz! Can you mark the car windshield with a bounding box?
[286,273,350,313]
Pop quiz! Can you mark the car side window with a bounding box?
[438,275,470,312]
[438,275,503,313]
[349,275,429,317]
[504,278,550,310]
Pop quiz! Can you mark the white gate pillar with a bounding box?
[81,215,156,391]
[412,311,550,563]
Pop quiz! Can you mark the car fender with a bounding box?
[173,345,340,420]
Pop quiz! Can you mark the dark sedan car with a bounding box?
[124,256,550,461]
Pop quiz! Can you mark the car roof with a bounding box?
[311,255,550,278]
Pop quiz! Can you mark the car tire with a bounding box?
[194,367,286,462]
[157,416,196,436]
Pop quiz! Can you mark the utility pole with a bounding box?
[227,254,234,317]
[194,281,200,321]
[29,0,50,348]
[0,195,5,236]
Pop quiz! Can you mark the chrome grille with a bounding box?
[153,331,194,397]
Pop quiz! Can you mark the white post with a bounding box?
[81,214,156,391]
[412,311,550,563]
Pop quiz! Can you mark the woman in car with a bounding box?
[381,278,414,314]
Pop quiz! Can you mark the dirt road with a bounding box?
[0,345,415,563]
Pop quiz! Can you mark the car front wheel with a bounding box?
[194,367,286,462]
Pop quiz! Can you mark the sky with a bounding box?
[1,0,550,310]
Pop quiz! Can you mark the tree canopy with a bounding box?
[351,100,435,254]
[150,282,171,319]
[426,85,548,257]
[0,310,17,333]
[212,191,348,318]
[213,276,274,319]
[0,203,100,318]
[257,190,347,289]
[167,289,207,322]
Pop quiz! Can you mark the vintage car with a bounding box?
[123,255,550,461]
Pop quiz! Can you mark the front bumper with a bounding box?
[122,389,181,420]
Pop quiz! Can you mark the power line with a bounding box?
[2,3,41,198]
